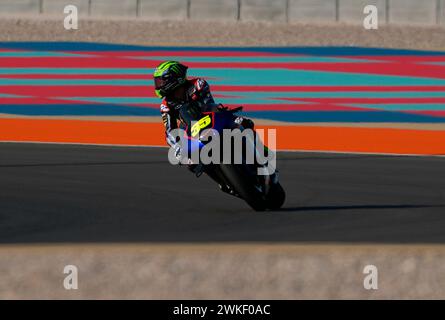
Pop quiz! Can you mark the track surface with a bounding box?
[1,143,444,244]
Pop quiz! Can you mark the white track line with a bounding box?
[1,140,444,157]
[0,140,167,149]
[277,148,445,157]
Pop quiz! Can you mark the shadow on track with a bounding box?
[277,204,445,212]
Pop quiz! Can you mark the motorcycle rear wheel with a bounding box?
[266,182,286,210]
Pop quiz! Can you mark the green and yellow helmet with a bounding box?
[153,61,188,98]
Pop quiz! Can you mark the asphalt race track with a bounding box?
[1,142,444,244]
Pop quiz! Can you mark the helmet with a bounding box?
[153,61,188,98]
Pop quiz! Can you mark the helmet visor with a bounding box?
[154,77,167,89]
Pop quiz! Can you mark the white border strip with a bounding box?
[277,148,445,157]
[0,140,167,149]
[1,140,445,157]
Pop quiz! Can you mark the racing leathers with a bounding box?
[160,78,217,152]
[160,78,254,153]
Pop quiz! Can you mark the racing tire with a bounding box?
[266,182,286,210]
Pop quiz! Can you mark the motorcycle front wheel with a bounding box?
[219,164,267,211]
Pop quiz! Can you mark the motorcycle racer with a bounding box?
[153,60,254,160]
[153,60,281,202]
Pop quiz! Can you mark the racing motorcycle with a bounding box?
[174,102,286,211]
